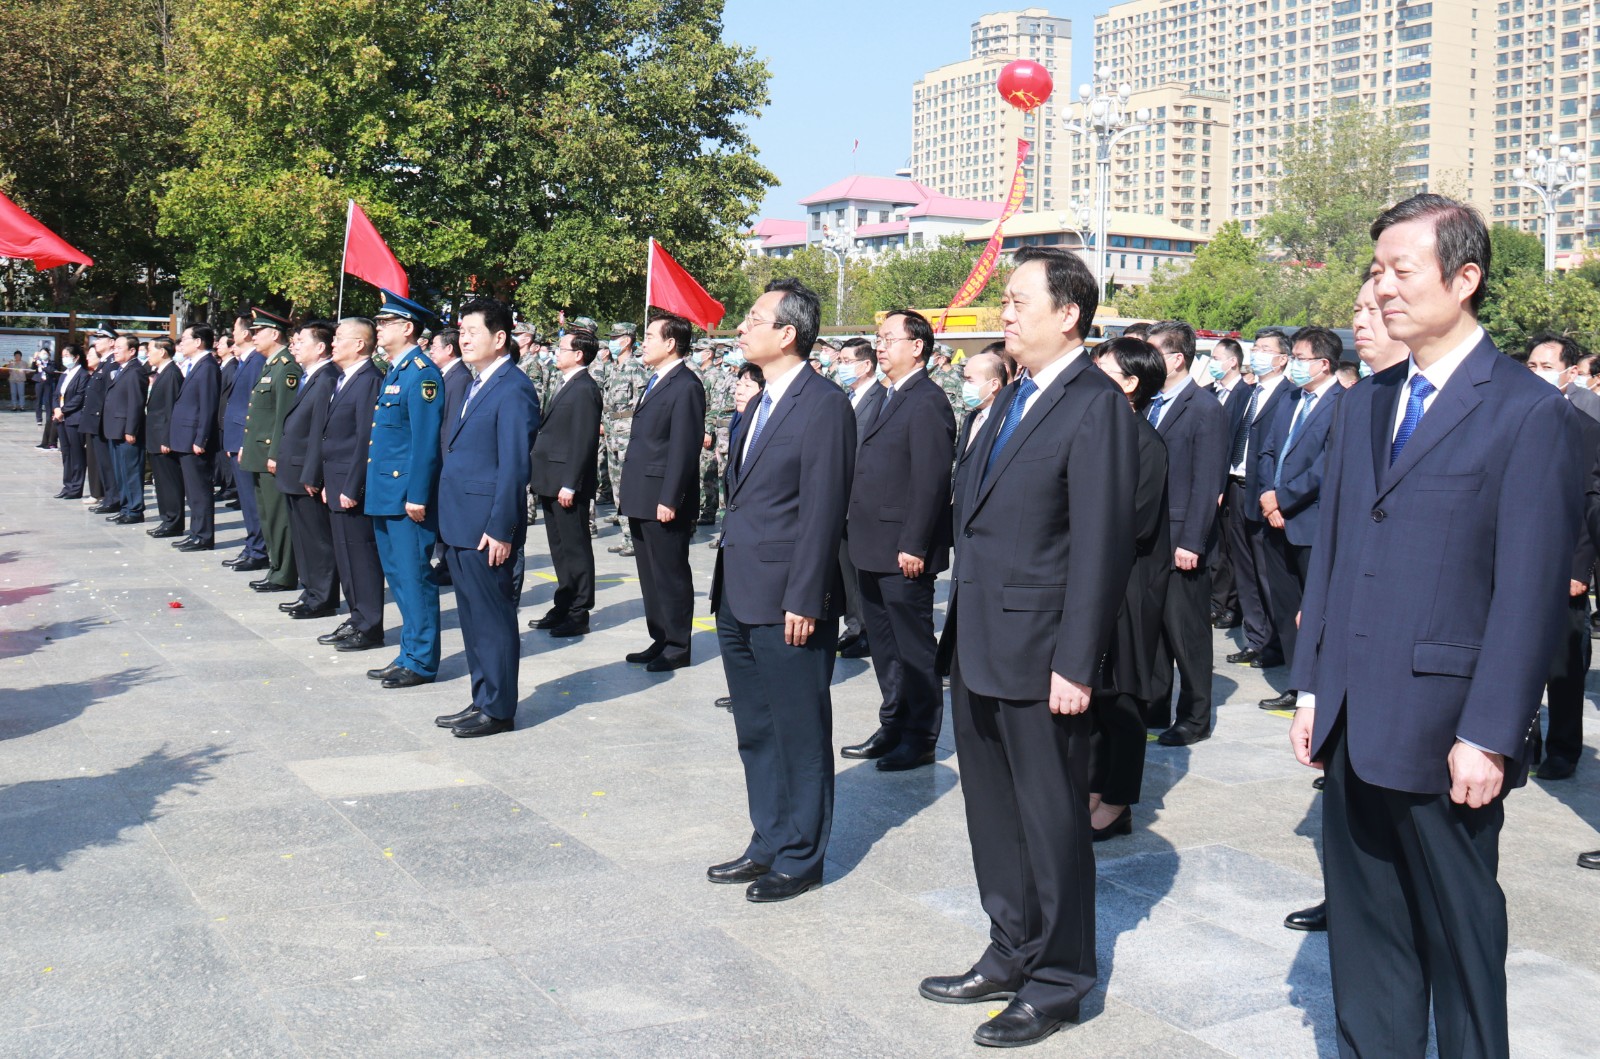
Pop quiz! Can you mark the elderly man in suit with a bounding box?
[143,336,186,538]
[432,298,540,738]
[840,309,956,771]
[529,326,603,638]
[103,334,149,525]
[708,278,855,904]
[833,336,882,659]
[620,310,708,672]
[170,324,222,552]
[1290,195,1583,1058]
[274,320,341,620]
[920,246,1136,1049]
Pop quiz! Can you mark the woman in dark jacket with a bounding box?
[1088,336,1171,841]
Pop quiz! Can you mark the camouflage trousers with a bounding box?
[605,429,632,545]
[698,442,721,523]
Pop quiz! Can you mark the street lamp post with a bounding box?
[1058,199,1094,261]
[820,228,852,327]
[1514,134,1583,274]
[1062,65,1152,295]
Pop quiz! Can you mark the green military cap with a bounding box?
[513,321,544,342]
[932,343,955,360]
[609,321,637,338]
[247,306,291,333]
[570,316,599,335]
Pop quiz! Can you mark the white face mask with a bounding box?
[1534,368,1565,390]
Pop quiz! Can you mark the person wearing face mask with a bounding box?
[600,322,648,556]
[833,336,883,660]
[1519,332,1600,423]
[52,344,89,499]
[695,341,732,527]
[1206,338,1253,632]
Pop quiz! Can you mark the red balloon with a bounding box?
[997,60,1054,113]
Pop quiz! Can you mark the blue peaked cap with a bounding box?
[374,289,441,332]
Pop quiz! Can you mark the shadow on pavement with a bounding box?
[0,665,164,742]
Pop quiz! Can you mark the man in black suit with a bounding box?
[274,321,341,620]
[833,336,883,659]
[1226,328,1294,668]
[1144,321,1229,746]
[170,324,222,551]
[81,330,118,509]
[1205,337,1252,628]
[142,337,186,538]
[316,319,387,653]
[621,311,708,672]
[215,331,239,501]
[52,345,89,498]
[840,309,956,771]
[529,327,603,638]
[102,334,149,525]
[425,327,471,587]
[919,246,1136,1049]
[708,278,855,904]
[1520,331,1600,423]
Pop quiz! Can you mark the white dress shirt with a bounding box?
[1232,373,1285,477]
[1013,346,1086,422]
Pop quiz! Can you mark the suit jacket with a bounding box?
[849,380,886,451]
[223,350,265,453]
[620,360,707,518]
[320,360,385,507]
[847,370,956,575]
[530,367,602,499]
[1154,379,1229,555]
[274,361,338,494]
[56,366,88,426]
[1256,382,1344,546]
[1292,336,1584,794]
[103,362,148,442]
[438,359,541,548]
[80,364,111,438]
[711,364,856,625]
[1108,415,1173,701]
[948,354,1137,700]
[143,362,182,453]
[217,356,239,433]
[1567,382,1600,423]
[1570,408,1600,580]
[171,354,221,454]
[438,359,473,452]
[1239,375,1295,522]
[1219,378,1255,455]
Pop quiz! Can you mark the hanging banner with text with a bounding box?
[938,138,1030,329]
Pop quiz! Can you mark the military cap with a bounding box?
[513,321,544,343]
[246,306,291,332]
[569,316,600,335]
[87,325,119,340]
[932,343,955,360]
[374,289,442,332]
[609,321,637,338]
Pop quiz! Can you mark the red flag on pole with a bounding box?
[0,190,93,269]
[647,238,724,331]
[342,200,407,298]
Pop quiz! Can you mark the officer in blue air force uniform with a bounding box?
[364,290,447,689]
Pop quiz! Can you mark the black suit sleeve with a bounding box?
[300,373,335,490]
[659,372,707,511]
[900,385,958,558]
[566,381,602,495]
[785,387,856,619]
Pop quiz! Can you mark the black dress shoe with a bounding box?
[1092,805,1133,842]
[435,706,480,728]
[225,499,241,509]
[148,526,184,538]
[838,637,871,659]
[453,712,513,737]
[1259,690,1298,710]
[918,970,1021,1005]
[278,599,306,612]
[252,581,297,593]
[335,629,385,652]
[876,745,935,772]
[221,555,246,568]
[382,667,434,688]
[842,726,901,760]
[1157,723,1209,747]
[706,856,770,884]
[645,654,689,673]
[231,557,269,572]
[1537,757,1577,780]
[1284,901,1328,932]
[367,662,401,680]
[1312,776,1326,791]
[973,999,1074,1048]
[1578,850,1600,870]
[175,538,213,552]
[713,696,733,710]
[746,871,820,903]
[114,514,144,524]
[317,622,356,645]
[835,632,864,654]
[625,643,665,664]
[90,503,118,514]
[549,615,590,638]
[1250,653,1287,669]
[531,610,568,630]
[1211,609,1242,629]
[57,492,82,500]
[1226,646,1261,665]
[288,603,339,620]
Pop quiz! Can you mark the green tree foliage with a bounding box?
[1480,271,1600,352]
[1487,224,1546,286]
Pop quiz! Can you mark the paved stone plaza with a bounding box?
[1,413,1597,1058]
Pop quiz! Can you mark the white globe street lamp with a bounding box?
[1062,67,1154,293]
[1514,133,1584,274]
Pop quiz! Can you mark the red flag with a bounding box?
[647,238,724,331]
[342,200,407,298]
[0,190,93,269]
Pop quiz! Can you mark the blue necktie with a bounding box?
[462,376,481,419]
[983,376,1038,483]
[1147,392,1167,426]
[1390,374,1435,465]
[642,373,657,402]
[743,391,773,470]
[1275,391,1317,487]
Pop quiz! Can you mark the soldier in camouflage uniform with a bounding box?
[694,342,734,525]
[583,318,616,508]
[930,343,966,422]
[600,321,648,555]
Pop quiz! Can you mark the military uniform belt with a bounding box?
[610,409,634,419]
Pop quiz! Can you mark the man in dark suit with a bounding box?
[1519,331,1600,423]
[52,345,89,499]
[529,327,603,637]
[1205,337,1252,628]
[427,328,471,587]
[708,278,855,904]
[840,309,956,771]
[1144,321,1229,746]
[620,311,708,672]
[275,321,341,620]
[1255,326,1345,711]
[142,336,186,538]
[919,246,1136,1049]
[215,330,240,501]
[834,336,883,659]
[1290,195,1583,1057]
[103,334,149,525]
[81,333,117,510]
[222,317,269,571]
[1224,329,1293,668]
[431,299,540,738]
[316,319,388,653]
[170,324,222,551]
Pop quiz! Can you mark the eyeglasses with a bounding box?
[874,335,911,349]
[741,314,777,329]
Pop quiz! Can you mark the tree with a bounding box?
[1488,224,1546,286]
[857,236,1008,313]
[1480,270,1600,353]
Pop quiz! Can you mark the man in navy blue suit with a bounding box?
[431,298,540,738]
[222,315,269,571]
[1290,195,1584,1058]
[171,324,222,551]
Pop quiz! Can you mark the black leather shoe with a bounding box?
[973,999,1074,1048]
[1259,690,1298,710]
[841,726,901,760]
[382,667,433,689]
[714,696,733,710]
[706,856,770,884]
[288,603,339,620]
[625,643,665,664]
[1211,609,1242,629]
[367,662,401,680]
[1284,901,1328,932]
[253,581,297,593]
[317,622,356,645]
[278,599,306,612]
[531,610,568,630]
[876,744,935,772]
[225,499,241,509]
[1092,805,1133,842]
[175,538,213,552]
[1537,757,1576,780]
[57,492,82,499]
[231,557,269,572]
[425,562,452,587]
[435,706,480,728]
[1157,723,1210,747]
[1312,776,1326,791]
[148,526,184,539]
[746,871,820,902]
[90,503,118,515]
[113,514,144,524]
[1250,653,1287,669]
[1226,647,1261,665]
[453,713,513,737]
[835,632,864,654]
[918,970,1020,1005]
[549,615,590,638]
[645,654,689,673]
[335,629,385,652]
[1579,850,1600,870]
[221,555,247,568]
[838,637,870,659]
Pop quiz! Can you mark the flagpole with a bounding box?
[336,199,353,319]
[643,236,654,336]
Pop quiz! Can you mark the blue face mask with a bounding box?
[723,350,746,368]
[1207,359,1228,381]
[608,339,623,355]
[1249,350,1277,375]
[834,363,860,386]
[961,381,984,409]
[1358,361,1373,379]
[1286,359,1318,387]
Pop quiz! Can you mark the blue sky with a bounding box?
[722,1,1099,221]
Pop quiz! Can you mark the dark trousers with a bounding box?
[110,439,146,516]
[629,516,695,660]
[1089,692,1147,806]
[951,659,1095,1020]
[40,412,57,449]
[330,508,384,635]
[838,538,866,641]
[35,380,53,424]
[1261,527,1313,670]
[88,434,111,500]
[59,424,85,494]
[215,447,234,492]
[180,451,216,543]
[232,453,266,559]
[1544,596,1592,765]
[445,541,522,720]
[1226,478,1277,653]
[1210,499,1238,613]
[286,490,339,609]
[252,471,296,588]
[539,494,595,616]
[150,451,186,531]
[718,606,838,880]
[1321,722,1509,1059]
[1146,565,1213,732]
[858,568,942,748]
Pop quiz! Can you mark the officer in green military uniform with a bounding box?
[600,321,648,555]
[239,306,302,593]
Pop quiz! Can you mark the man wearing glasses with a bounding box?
[832,336,883,659]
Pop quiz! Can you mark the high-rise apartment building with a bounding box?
[911,8,1073,212]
